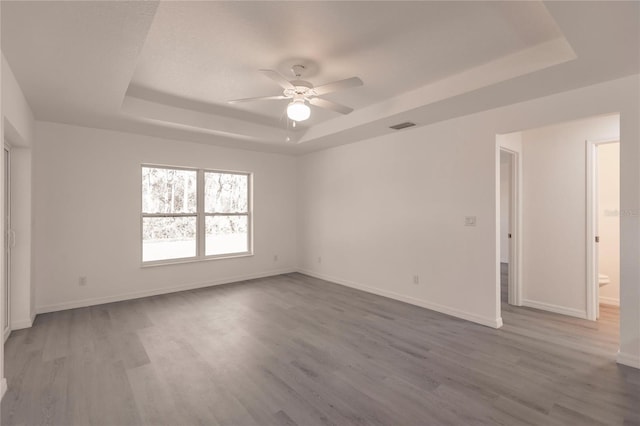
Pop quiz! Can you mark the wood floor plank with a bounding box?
[2,272,639,425]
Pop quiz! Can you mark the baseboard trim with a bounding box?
[599,296,620,307]
[522,299,587,319]
[298,269,502,329]
[11,317,33,330]
[1,378,7,401]
[617,351,640,369]
[36,268,296,314]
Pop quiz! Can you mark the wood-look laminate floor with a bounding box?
[2,273,638,426]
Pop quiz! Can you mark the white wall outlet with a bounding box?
[79,276,87,286]
[273,254,278,262]
[464,216,477,226]
[413,275,419,285]
[317,256,322,264]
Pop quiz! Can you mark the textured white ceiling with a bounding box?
[1,1,638,154]
[131,1,563,126]
[1,1,158,124]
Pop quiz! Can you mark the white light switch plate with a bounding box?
[465,216,477,226]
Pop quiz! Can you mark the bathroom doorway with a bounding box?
[586,139,620,321]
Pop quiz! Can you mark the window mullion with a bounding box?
[141,213,196,218]
[248,173,253,254]
[197,169,205,258]
[204,212,248,217]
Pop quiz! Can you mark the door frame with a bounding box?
[585,138,619,321]
[3,144,11,342]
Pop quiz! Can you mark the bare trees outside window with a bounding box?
[204,172,249,256]
[142,166,251,264]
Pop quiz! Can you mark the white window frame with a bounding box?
[141,164,253,266]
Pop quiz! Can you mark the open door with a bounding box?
[499,147,521,307]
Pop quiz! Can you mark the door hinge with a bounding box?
[595,236,600,243]
[508,233,512,238]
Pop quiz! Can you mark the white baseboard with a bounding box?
[617,351,640,369]
[298,269,502,329]
[522,299,587,319]
[36,268,296,314]
[11,317,33,330]
[1,378,7,400]
[599,296,620,307]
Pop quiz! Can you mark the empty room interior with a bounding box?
[1,1,639,425]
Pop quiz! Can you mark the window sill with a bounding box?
[141,252,254,268]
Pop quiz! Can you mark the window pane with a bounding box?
[143,216,196,262]
[206,215,248,256]
[204,172,248,213]
[142,167,197,214]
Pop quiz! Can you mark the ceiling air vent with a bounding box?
[389,122,416,130]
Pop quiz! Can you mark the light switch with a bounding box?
[465,216,477,226]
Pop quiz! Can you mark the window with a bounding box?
[142,165,251,264]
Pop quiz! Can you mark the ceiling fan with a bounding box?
[228,65,363,122]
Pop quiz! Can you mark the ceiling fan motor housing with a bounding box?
[284,80,316,98]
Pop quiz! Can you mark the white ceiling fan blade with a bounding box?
[228,95,289,104]
[259,69,295,90]
[309,97,354,115]
[313,77,363,96]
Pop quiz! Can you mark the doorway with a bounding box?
[586,139,620,321]
[497,143,522,320]
[3,145,10,342]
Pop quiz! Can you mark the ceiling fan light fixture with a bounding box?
[287,99,311,122]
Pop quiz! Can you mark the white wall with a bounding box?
[2,54,34,147]
[0,2,5,400]
[521,115,619,318]
[500,152,511,264]
[2,54,35,331]
[598,142,620,306]
[298,74,640,367]
[298,116,500,327]
[33,122,297,312]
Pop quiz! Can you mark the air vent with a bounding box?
[389,122,416,130]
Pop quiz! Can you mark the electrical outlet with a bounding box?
[79,276,87,286]
[317,256,322,264]
[413,275,419,285]
[464,216,477,226]
[274,254,278,262]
